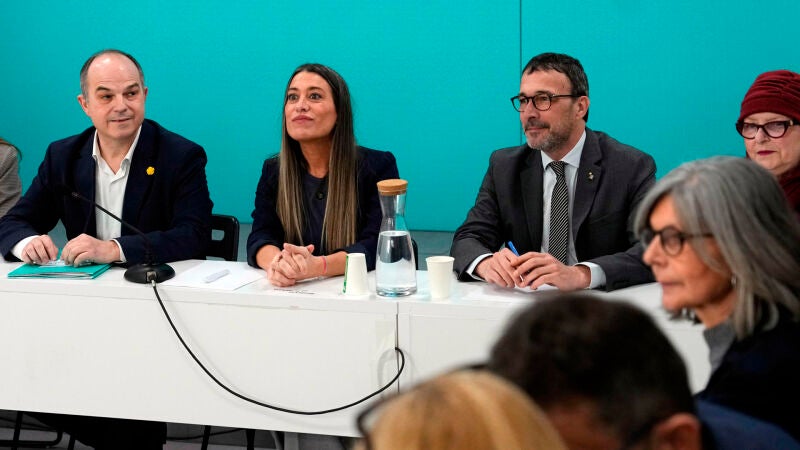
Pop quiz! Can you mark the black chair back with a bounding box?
[208,214,240,262]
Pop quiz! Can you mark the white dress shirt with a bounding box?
[93,128,141,262]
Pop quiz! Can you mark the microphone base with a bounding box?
[124,263,176,284]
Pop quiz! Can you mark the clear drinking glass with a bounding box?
[375,179,417,297]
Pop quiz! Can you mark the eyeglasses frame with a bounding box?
[640,226,713,257]
[510,92,582,112]
[735,119,798,139]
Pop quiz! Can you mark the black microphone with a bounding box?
[59,185,175,284]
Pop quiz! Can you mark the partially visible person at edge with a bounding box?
[488,293,800,450]
[246,63,399,286]
[355,370,567,450]
[0,48,214,450]
[736,69,800,215]
[636,156,800,440]
[450,52,655,292]
[0,137,22,218]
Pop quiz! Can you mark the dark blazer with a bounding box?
[0,119,213,264]
[247,146,399,270]
[697,399,800,449]
[697,312,800,441]
[451,128,655,291]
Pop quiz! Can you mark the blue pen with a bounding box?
[507,241,520,256]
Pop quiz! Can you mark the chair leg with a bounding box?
[0,411,64,449]
[68,436,76,450]
[201,425,212,450]
[11,410,23,450]
[270,430,284,450]
[246,428,255,450]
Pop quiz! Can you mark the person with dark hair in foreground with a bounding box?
[488,294,800,450]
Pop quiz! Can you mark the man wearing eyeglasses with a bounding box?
[737,69,800,215]
[451,52,655,291]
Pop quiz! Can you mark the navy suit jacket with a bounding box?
[246,147,399,271]
[698,399,800,449]
[697,312,800,441]
[451,128,655,291]
[0,119,213,264]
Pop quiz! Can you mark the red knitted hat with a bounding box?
[739,70,800,123]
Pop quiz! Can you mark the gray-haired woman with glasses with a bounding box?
[634,156,800,440]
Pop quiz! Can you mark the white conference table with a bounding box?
[0,259,399,439]
[398,280,710,393]
[0,259,710,440]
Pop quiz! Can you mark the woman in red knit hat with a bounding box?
[737,69,800,214]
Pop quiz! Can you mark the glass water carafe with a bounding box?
[375,179,417,297]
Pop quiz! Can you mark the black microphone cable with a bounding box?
[147,276,405,415]
[58,185,174,282]
[59,182,403,411]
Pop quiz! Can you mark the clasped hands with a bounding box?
[475,247,590,291]
[21,234,120,266]
[267,243,325,287]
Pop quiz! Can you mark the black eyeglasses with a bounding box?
[736,119,797,139]
[356,363,485,450]
[356,393,398,450]
[640,226,712,256]
[510,93,581,112]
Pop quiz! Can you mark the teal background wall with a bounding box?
[1,1,798,231]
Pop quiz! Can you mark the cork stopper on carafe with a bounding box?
[377,179,408,196]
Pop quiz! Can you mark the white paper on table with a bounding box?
[264,275,348,297]
[458,282,557,303]
[162,260,262,291]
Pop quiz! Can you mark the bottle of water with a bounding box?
[375,179,417,297]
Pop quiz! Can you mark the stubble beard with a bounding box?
[528,127,570,156]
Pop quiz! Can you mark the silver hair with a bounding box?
[634,156,800,338]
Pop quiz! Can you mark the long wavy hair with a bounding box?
[276,63,358,252]
[635,157,800,338]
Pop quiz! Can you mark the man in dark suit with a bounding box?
[0,49,212,267]
[0,49,212,449]
[451,52,654,291]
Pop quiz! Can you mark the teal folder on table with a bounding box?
[8,262,112,279]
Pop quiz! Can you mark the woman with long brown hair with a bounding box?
[247,64,398,286]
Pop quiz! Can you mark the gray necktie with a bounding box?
[548,161,569,264]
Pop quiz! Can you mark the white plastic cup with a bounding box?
[426,256,455,299]
[343,253,369,295]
